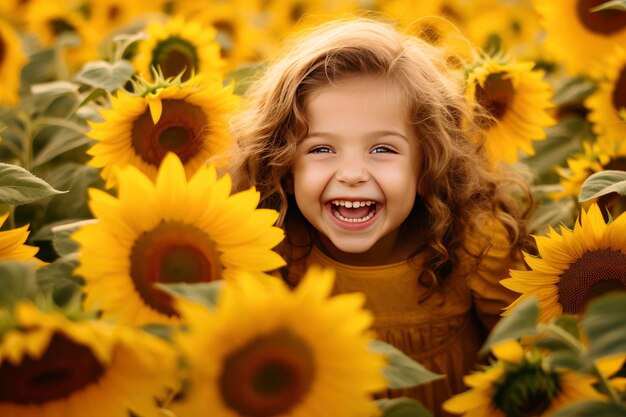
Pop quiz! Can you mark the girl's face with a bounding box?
[292,75,420,264]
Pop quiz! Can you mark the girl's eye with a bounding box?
[371,145,396,154]
[309,146,333,154]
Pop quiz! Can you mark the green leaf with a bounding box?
[31,81,80,96]
[51,219,96,257]
[74,88,108,110]
[578,170,626,202]
[36,254,82,286]
[370,340,443,389]
[0,261,38,309]
[226,62,267,95]
[590,0,626,12]
[109,31,148,61]
[552,76,596,106]
[36,254,84,308]
[524,117,589,184]
[74,60,135,91]
[581,292,626,363]
[549,400,626,417]
[44,163,103,220]
[377,398,433,417]
[142,323,176,342]
[528,197,576,235]
[21,47,57,87]
[479,297,539,356]
[33,130,92,167]
[30,218,87,242]
[555,314,580,340]
[156,281,225,309]
[545,350,583,371]
[0,163,66,205]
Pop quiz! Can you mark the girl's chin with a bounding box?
[321,237,381,261]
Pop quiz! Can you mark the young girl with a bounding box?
[229,17,532,417]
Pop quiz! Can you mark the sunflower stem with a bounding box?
[594,364,621,403]
[1,136,24,162]
[31,117,88,136]
[18,112,33,172]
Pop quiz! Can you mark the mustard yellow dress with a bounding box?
[302,227,521,417]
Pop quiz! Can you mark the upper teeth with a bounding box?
[332,200,375,208]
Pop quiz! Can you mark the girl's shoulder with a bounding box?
[462,214,515,261]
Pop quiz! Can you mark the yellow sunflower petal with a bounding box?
[491,339,524,364]
[171,266,386,417]
[74,153,285,326]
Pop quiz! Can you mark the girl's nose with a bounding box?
[335,157,369,185]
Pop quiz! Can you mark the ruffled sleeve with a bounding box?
[464,218,525,330]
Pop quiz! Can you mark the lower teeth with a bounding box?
[333,209,375,223]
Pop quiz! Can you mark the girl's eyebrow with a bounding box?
[304,130,409,142]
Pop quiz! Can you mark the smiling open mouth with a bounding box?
[330,200,378,223]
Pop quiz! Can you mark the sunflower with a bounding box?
[466,58,555,164]
[0,302,178,417]
[263,0,360,43]
[462,0,542,58]
[554,141,626,216]
[169,0,265,72]
[0,213,41,262]
[73,153,285,326]
[502,204,626,323]
[0,0,33,25]
[534,0,626,76]
[0,19,26,107]
[86,0,146,34]
[443,340,603,417]
[585,47,626,152]
[377,0,475,28]
[170,265,386,417]
[87,74,239,188]
[25,0,99,70]
[403,16,476,70]
[133,15,225,82]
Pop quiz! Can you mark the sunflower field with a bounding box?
[1,0,626,416]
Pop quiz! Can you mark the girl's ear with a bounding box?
[283,173,294,195]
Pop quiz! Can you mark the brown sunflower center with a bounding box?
[0,332,105,405]
[474,72,515,129]
[152,37,198,81]
[129,221,222,317]
[219,328,315,417]
[214,21,235,58]
[290,2,306,24]
[107,5,121,23]
[132,98,208,168]
[493,365,560,417]
[0,33,5,68]
[48,18,76,37]
[418,24,442,46]
[577,0,626,35]
[612,66,626,114]
[605,156,626,171]
[558,248,626,314]
[440,4,461,21]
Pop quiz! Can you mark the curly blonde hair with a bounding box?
[229,17,533,288]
